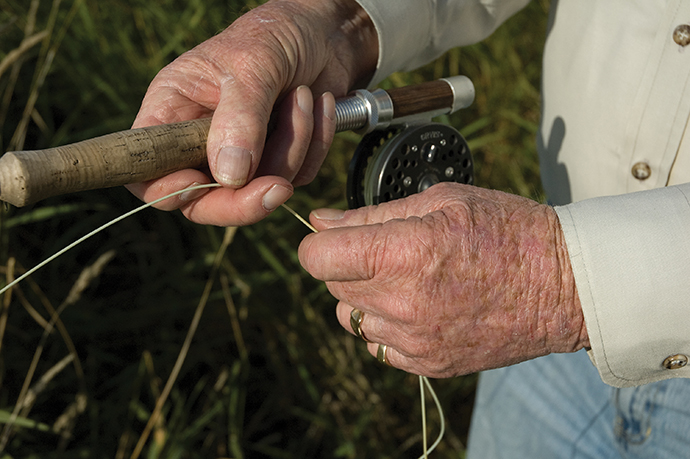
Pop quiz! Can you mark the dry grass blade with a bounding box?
[221,273,247,360]
[0,31,48,79]
[0,0,40,141]
[8,0,85,151]
[20,353,74,414]
[0,257,15,356]
[0,250,116,451]
[53,391,87,449]
[0,353,75,453]
[25,0,42,36]
[6,266,87,387]
[9,48,55,151]
[220,272,248,459]
[9,281,50,329]
[130,226,238,459]
[62,250,117,306]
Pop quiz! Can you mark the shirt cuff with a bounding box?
[353,0,530,87]
[352,0,433,86]
[555,184,690,387]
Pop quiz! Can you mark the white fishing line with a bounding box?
[419,374,446,458]
[280,203,318,233]
[282,204,446,458]
[421,374,428,457]
[0,183,222,296]
[0,186,446,457]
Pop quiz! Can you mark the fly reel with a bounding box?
[347,122,473,209]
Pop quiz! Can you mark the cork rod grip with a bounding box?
[0,118,211,207]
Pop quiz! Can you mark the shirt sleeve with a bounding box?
[353,0,531,86]
[555,184,690,388]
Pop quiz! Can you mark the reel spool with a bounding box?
[347,123,473,209]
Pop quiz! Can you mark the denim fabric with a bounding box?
[467,350,690,458]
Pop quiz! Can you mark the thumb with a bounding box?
[206,76,275,188]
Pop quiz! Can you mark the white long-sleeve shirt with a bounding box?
[355,0,690,387]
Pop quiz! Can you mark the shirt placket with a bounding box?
[625,1,690,192]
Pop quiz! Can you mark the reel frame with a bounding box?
[347,122,473,209]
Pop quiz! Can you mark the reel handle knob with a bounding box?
[388,75,475,120]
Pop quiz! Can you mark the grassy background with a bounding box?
[0,0,548,457]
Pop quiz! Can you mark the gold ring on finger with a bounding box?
[377,344,391,366]
[350,308,372,342]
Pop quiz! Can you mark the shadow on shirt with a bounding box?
[538,116,572,205]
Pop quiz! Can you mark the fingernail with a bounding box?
[311,208,345,220]
[322,92,335,121]
[179,182,210,202]
[216,146,252,186]
[262,184,293,212]
[296,85,313,115]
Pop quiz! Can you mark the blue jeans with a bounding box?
[467,350,690,458]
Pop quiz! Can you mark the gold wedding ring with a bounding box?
[377,344,391,366]
[350,308,372,342]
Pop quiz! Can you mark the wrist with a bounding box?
[543,205,590,353]
[332,0,379,88]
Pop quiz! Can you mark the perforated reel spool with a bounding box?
[347,123,473,209]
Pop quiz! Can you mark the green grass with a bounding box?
[0,0,548,457]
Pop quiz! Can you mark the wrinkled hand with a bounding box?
[127,0,377,226]
[298,183,590,378]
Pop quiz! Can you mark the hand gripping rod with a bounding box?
[0,76,474,207]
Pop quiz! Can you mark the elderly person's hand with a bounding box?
[127,0,377,226]
[298,183,590,377]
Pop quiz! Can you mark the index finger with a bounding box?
[307,182,473,232]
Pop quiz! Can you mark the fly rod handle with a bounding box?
[0,77,475,207]
[0,118,211,207]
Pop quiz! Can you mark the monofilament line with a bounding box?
[283,204,446,458]
[280,203,317,233]
[419,374,445,458]
[0,188,446,457]
[0,183,222,297]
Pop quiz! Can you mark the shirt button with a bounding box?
[674,24,690,46]
[663,354,688,370]
[631,161,651,180]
